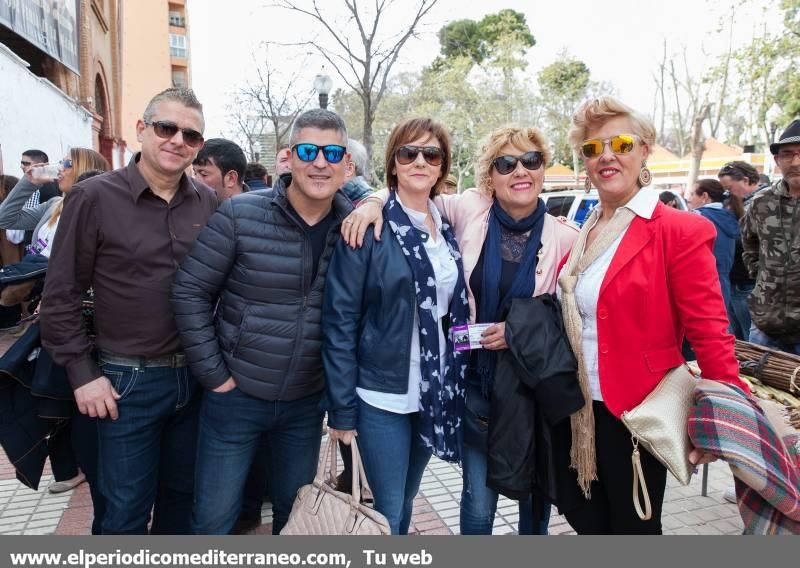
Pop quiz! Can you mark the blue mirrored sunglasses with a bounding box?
[292,143,347,164]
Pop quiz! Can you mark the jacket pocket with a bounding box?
[231,307,250,356]
[643,346,684,373]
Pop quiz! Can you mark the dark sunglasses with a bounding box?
[59,159,73,169]
[395,145,444,166]
[145,120,205,148]
[492,151,545,175]
[292,143,347,164]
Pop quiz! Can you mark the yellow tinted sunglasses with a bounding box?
[580,134,638,159]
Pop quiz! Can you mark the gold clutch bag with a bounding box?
[621,364,697,520]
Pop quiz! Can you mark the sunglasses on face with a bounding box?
[292,143,347,164]
[59,159,73,169]
[145,120,205,148]
[395,145,444,167]
[492,151,545,175]
[580,134,638,159]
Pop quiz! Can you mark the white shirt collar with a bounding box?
[396,192,443,233]
[700,202,724,210]
[598,188,659,220]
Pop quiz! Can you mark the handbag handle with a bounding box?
[631,439,653,521]
[317,436,375,504]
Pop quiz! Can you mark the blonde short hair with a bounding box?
[475,126,552,196]
[568,96,656,152]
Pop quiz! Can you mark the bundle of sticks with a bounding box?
[735,340,800,396]
[730,340,800,429]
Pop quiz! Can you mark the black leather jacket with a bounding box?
[487,295,585,510]
[322,222,420,430]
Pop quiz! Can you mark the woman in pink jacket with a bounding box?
[342,126,579,534]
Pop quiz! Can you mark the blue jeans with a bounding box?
[240,436,271,518]
[729,283,755,341]
[460,428,551,535]
[355,399,432,535]
[96,362,200,535]
[191,389,324,535]
[749,324,800,355]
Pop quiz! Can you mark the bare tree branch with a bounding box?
[273,0,438,181]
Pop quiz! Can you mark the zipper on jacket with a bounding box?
[277,232,308,401]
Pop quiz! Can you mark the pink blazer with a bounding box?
[433,189,579,322]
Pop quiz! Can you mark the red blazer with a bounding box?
[595,202,748,417]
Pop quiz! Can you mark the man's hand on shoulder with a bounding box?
[74,376,121,420]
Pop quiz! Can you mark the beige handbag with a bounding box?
[280,437,391,535]
[621,364,697,520]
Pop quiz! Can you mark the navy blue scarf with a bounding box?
[476,199,547,396]
[385,190,469,463]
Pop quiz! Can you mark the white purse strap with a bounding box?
[631,438,653,521]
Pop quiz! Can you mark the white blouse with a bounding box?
[357,195,459,414]
[569,189,659,401]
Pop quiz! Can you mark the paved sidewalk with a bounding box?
[0,326,744,535]
[0,445,743,535]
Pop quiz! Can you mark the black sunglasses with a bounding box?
[492,151,544,175]
[292,143,347,164]
[145,120,204,148]
[395,145,444,166]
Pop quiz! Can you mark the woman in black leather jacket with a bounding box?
[323,118,469,534]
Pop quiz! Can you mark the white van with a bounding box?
[540,188,687,226]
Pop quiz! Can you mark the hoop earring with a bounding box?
[638,164,652,187]
[584,176,592,191]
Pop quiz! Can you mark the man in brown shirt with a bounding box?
[41,88,218,534]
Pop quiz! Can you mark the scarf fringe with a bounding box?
[558,205,637,499]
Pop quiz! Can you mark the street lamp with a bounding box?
[766,103,782,144]
[314,70,333,109]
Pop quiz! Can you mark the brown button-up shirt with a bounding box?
[41,154,219,389]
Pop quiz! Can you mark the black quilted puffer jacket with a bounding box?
[170,177,352,401]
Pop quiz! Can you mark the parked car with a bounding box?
[540,187,687,226]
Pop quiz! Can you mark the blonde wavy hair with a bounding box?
[567,96,656,153]
[475,127,552,197]
[47,147,110,227]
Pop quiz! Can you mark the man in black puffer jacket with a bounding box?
[171,109,353,535]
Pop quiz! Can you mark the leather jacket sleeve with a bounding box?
[322,231,375,430]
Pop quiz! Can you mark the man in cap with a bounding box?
[741,119,800,354]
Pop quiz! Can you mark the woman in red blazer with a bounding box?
[557,96,748,534]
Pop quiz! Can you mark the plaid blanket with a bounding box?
[688,379,800,535]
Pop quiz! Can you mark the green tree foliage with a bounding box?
[437,19,486,64]
[536,56,594,165]
[434,9,535,70]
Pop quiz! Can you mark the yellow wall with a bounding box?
[121,0,189,153]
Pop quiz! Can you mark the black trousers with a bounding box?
[564,401,667,535]
[47,420,78,481]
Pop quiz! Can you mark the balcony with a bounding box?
[169,14,186,28]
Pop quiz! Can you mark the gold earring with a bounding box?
[638,163,652,187]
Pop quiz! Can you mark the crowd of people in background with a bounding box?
[0,85,797,536]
